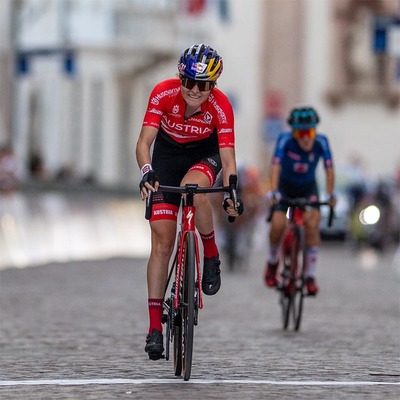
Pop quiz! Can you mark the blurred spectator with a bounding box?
[344,153,368,211]
[0,145,25,195]
[56,166,76,182]
[29,152,47,180]
[212,163,264,270]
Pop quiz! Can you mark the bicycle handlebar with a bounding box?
[145,174,239,222]
[267,197,335,227]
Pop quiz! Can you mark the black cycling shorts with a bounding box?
[276,179,320,211]
[151,130,222,208]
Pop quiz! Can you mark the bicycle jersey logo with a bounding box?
[287,151,301,161]
[162,116,212,135]
[208,158,217,167]
[148,108,163,116]
[186,210,194,225]
[208,94,228,124]
[173,105,179,114]
[293,162,309,173]
[150,87,180,105]
[204,112,212,124]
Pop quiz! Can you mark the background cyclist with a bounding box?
[136,44,243,360]
[264,106,336,295]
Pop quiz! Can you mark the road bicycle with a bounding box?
[145,174,238,381]
[268,197,334,331]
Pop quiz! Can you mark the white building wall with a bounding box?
[209,0,264,167]
[0,0,12,143]
[304,0,400,180]
[13,79,31,163]
[100,67,119,184]
[7,0,400,187]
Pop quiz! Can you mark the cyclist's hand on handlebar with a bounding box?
[223,196,244,217]
[326,193,337,207]
[266,190,281,206]
[139,170,159,200]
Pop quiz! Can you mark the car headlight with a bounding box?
[359,205,380,225]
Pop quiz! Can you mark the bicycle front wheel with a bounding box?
[181,232,196,381]
[173,313,182,376]
[291,226,306,331]
[280,249,291,330]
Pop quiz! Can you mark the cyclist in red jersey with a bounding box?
[136,44,243,360]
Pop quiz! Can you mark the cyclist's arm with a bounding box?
[219,147,237,187]
[269,163,281,192]
[325,166,335,196]
[136,126,159,198]
[136,125,158,170]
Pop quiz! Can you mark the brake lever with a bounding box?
[228,174,238,223]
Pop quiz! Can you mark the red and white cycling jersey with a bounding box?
[142,78,235,148]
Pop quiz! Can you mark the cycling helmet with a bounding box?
[178,44,223,82]
[287,106,320,129]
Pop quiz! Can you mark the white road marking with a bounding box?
[0,379,399,386]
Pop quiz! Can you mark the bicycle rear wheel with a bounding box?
[291,226,306,331]
[181,232,196,381]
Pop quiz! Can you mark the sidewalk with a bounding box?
[0,185,150,270]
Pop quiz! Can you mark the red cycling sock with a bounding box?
[148,298,163,334]
[199,231,219,258]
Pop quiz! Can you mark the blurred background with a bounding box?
[0,0,399,269]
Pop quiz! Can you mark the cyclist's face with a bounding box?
[294,128,316,151]
[180,79,213,108]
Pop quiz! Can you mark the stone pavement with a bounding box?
[0,243,399,399]
[0,187,399,399]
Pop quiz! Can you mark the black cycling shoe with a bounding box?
[202,255,221,295]
[145,329,164,360]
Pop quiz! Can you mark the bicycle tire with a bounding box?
[280,248,291,330]
[172,251,182,375]
[182,232,196,381]
[173,312,182,376]
[291,226,306,331]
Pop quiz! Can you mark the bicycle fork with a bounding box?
[174,205,203,311]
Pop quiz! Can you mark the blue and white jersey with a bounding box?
[272,132,333,186]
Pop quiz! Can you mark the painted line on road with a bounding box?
[0,379,399,387]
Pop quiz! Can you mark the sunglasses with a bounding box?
[294,128,316,139]
[180,76,215,92]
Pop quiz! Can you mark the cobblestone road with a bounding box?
[1,241,399,399]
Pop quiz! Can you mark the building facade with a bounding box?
[1,0,399,189]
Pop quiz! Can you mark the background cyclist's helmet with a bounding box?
[287,106,320,130]
[178,44,223,82]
